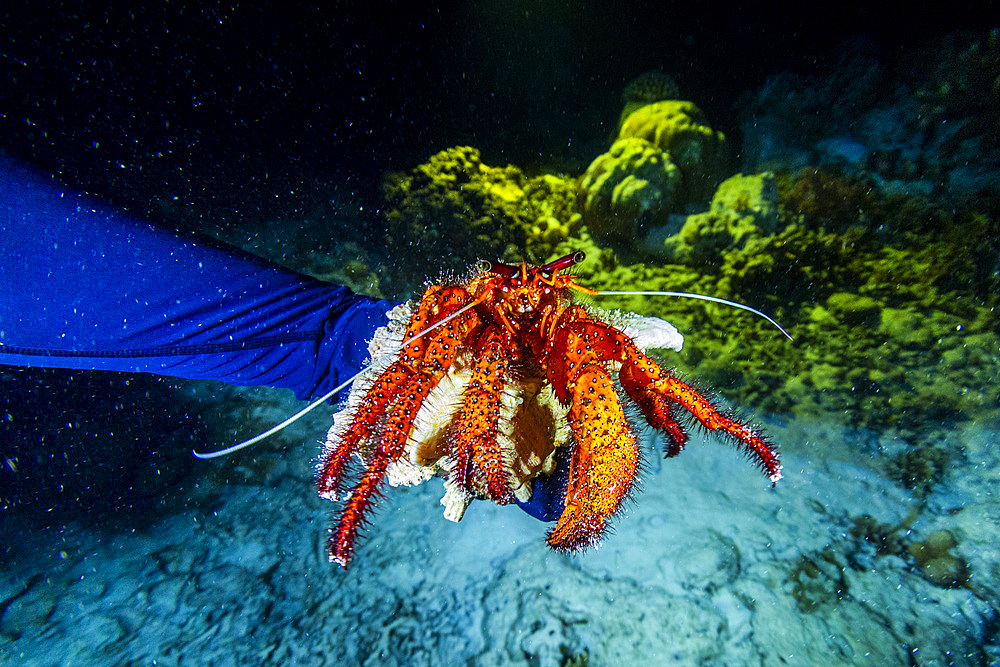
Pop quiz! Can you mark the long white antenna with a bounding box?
[191,300,480,459]
[597,290,794,341]
[191,375,361,459]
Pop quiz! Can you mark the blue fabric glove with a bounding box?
[0,157,392,400]
[513,448,569,522]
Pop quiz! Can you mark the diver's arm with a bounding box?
[0,158,568,519]
[0,157,392,400]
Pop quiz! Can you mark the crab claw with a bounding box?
[545,365,639,551]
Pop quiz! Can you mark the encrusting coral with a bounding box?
[619,70,682,130]
[907,529,971,589]
[564,167,1000,443]
[579,86,729,253]
[661,172,779,265]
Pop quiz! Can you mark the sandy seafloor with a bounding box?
[1,374,998,665]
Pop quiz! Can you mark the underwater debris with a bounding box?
[907,529,971,589]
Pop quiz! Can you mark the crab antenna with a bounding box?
[597,290,794,341]
[192,299,482,459]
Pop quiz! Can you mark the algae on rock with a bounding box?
[578,137,682,249]
[618,70,682,131]
[617,100,729,204]
[579,96,729,254]
[564,167,1000,441]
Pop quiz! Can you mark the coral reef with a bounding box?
[578,137,681,247]
[789,548,849,613]
[915,29,1000,155]
[789,507,974,618]
[554,167,1000,442]
[619,70,681,130]
[848,512,972,590]
[617,100,728,204]
[377,46,999,456]
[579,96,729,253]
[886,445,951,499]
[381,146,580,292]
[661,172,779,265]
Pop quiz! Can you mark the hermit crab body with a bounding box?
[317,252,781,567]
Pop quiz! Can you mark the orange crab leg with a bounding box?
[546,363,639,551]
[446,326,514,503]
[320,285,482,566]
[537,308,642,550]
[316,286,446,499]
[619,346,782,484]
[329,379,432,566]
[316,360,414,500]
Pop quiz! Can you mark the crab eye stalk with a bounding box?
[542,251,585,274]
[482,259,520,278]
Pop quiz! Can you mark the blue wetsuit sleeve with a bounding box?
[0,157,394,400]
[0,157,566,521]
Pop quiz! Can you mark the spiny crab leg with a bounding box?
[444,326,514,503]
[320,286,483,565]
[619,346,783,485]
[317,286,447,499]
[545,363,639,551]
[535,304,781,551]
[329,373,434,566]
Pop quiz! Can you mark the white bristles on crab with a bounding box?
[440,478,474,522]
[402,355,472,464]
[319,302,494,522]
[497,379,535,502]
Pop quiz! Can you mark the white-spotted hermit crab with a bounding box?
[314,251,785,567]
